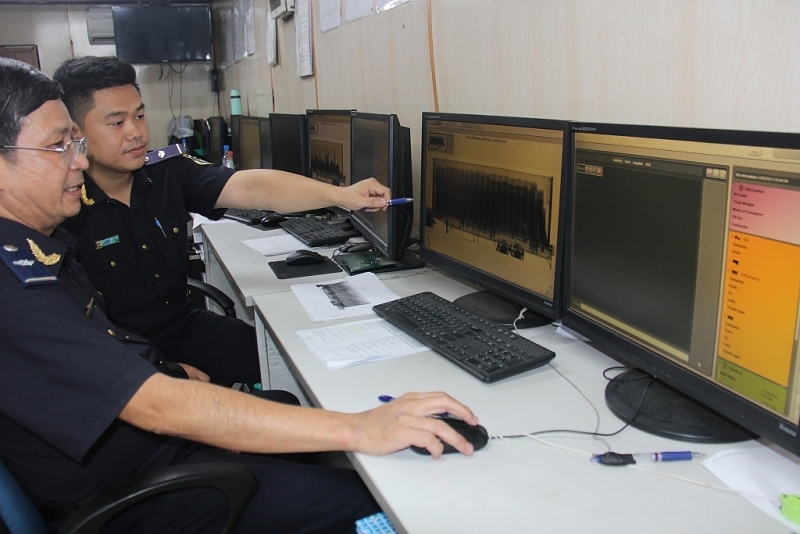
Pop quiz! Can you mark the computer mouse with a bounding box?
[284,249,327,266]
[260,212,287,227]
[410,418,489,455]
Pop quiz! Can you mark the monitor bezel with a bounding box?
[419,111,572,323]
[563,121,800,457]
[349,111,411,261]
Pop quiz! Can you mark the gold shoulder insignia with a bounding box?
[81,184,95,206]
[27,238,61,266]
[182,154,213,166]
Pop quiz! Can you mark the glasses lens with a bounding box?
[65,138,87,165]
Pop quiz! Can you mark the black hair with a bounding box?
[53,56,141,126]
[0,58,64,162]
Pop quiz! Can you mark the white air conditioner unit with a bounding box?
[86,8,115,45]
[269,0,295,20]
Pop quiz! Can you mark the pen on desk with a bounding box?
[385,197,413,207]
[591,451,705,466]
[378,395,451,418]
[154,217,167,237]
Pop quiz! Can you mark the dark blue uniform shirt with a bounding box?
[59,154,234,336]
[0,218,173,509]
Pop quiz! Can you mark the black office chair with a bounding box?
[0,458,257,534]
[187,277,237,318]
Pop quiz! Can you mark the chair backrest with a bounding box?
[0,458,47,534]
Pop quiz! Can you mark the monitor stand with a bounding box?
[605,369,754,443]
[453,290,552,329]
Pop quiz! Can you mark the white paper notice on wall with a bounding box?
[320,0,342,32]
[344,0,373,23]
[295,0,313,77]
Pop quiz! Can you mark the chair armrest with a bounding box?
[58,462,257,534]
[187,277,237,318]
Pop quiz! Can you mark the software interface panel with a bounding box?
[571,132,800,424]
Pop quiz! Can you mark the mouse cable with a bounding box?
[490,367,654,445]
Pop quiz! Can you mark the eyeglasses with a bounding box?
[1,137,88,166]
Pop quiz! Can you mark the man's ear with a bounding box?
[71,120,84,139]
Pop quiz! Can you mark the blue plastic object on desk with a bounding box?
[355,512,397,534]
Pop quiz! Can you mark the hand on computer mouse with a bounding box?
[284,249,327,266]
[409,417,489,455]
[350,392,480,459]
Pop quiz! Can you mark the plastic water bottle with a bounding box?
[222,144,235,169]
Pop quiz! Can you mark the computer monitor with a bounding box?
[269,113,309,176]
[419,113,570,327]
[349,112,413,262]
[206,116,228,165]
[307,110,353,188]
[259,117,273,169]
[238,116,262,170]
[564,122,800,455]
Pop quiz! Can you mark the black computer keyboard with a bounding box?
[223,208,274,225]
[279,217,360,247]
[373,292,555,383]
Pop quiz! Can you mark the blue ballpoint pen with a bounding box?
[385,197,413,206]
[154,217,167,237]
[378,395,451,418]
[591,451,705,465]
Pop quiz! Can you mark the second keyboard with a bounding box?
[279,217,360,247]
[373,292,555,383]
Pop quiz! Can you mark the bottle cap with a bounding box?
[223,145,230,151]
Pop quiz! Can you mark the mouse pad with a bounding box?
[269,258,342,279]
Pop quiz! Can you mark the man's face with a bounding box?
[0,100,87,234]
[75,85,150,177]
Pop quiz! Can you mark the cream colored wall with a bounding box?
[3,0,800,175]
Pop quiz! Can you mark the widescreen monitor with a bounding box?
[307,110,353,188]
[419,113,570,327]
[350,112,412,262]
[564,122,800,456]
[270,113,309,176]
[112,5,213,64]
[238,117,262,170]
[206,116,228,165]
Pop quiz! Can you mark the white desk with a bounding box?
[253,269,790,534]
[200,221,348,323]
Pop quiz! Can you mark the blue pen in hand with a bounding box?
[385,198,413,207]
[378,395,451,418]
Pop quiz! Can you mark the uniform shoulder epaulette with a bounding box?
[144,144,186,165]
[0,243,58,287]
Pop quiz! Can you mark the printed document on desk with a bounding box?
[242,234,306,257]
[297,318,428,370]
[291,272,400,322]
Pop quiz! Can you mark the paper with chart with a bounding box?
[291,272,399,322]
[297,318,428,370]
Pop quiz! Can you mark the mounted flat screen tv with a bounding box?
[112,5,213,64]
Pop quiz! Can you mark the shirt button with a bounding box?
[109,261,116,268]
[107,329,116,336]
[154,273,160,278]
[142,244,148,250]
[172,227,179,234]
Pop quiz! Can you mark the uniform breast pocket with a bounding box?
[80,241,139,299]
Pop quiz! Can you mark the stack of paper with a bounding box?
[297,318,428,370]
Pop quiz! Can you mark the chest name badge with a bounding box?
[95,235,121,250]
